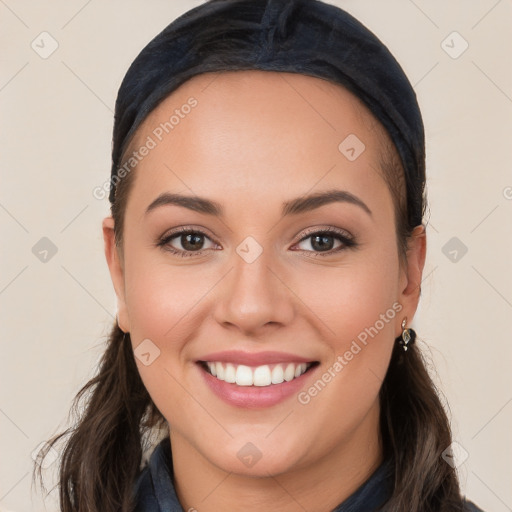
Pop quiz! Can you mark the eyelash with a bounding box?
[156,226,357,258]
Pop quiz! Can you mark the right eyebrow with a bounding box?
[145,193,223,217]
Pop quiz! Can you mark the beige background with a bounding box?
[1,0,511,510]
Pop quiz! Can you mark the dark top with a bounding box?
[133,437,485,512]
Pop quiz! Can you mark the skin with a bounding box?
[103,70,426,512]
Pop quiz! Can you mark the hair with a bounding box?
[33,1,465,511]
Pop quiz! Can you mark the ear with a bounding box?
[102,216,130,333]
[396,224,427,336]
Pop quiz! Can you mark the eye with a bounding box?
[292,227,356,256]
[156,226,357,258]
[157,227,218,257]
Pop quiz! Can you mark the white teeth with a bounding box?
[215,362,225,380]
[204,361,310,387]
[224,363,236,383]
[294,363,307,378]
[235,365,253,386]
[284,363,296,382]
[271,365,284,384]
[253,365,272,386]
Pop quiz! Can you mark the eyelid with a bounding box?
[160,225,216,240]
[295,225,353,242]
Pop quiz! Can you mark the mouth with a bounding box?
[198,360,320,387]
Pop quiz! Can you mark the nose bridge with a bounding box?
[214,240,294,332]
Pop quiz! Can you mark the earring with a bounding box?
[398,317,416,352]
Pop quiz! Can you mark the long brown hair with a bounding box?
[33,1,466,510]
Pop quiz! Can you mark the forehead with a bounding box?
[124,70,392,220]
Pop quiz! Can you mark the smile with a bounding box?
[201,361,316,387]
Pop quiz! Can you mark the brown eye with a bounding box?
[293,228,357,256]
[179,232,206,251]
[311,234,336,251]
[297,233,342,252]
[158,229,217,256]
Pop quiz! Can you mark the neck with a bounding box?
[170,402,383,512]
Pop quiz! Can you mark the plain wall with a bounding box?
[1,1,511,510]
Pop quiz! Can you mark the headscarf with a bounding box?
[109,0,425,227]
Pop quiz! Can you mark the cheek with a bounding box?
[122,256,205,419]
[122,253,218,400]
[290,264,400,448]
[123,250,212,340]
[292,238,401,399]
[292,240,400,345]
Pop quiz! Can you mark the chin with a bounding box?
[202,434,308,478]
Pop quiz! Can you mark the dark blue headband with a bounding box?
[110,0,425,227]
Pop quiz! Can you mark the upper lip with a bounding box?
[197,350,316,366]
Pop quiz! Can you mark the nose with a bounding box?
[213,247,295,336]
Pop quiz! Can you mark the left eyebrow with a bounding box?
[144,189,372,218]
[281,189,373,218]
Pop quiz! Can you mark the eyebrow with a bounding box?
[144,189,372,218]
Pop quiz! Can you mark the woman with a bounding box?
[33,0,485,511]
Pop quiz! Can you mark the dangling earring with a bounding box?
[398,317,416,351]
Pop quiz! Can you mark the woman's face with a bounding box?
[103,70,425,477]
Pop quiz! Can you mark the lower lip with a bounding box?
[197,363,318,409]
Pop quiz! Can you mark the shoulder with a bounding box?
[464,498,486,512]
